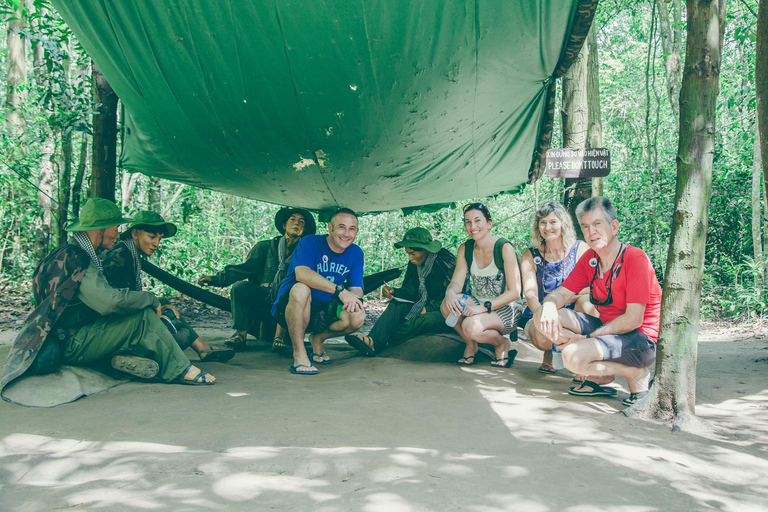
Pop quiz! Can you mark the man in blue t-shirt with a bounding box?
[272,208,366,375]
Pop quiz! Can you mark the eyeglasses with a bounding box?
[463,202,488,213]
[589,244,625,306]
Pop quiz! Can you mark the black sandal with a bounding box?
[224,333,247,351]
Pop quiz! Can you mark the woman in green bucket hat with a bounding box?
[102,211,235,363]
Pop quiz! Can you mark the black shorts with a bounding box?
[272,283,342,333]
[569,311,657,368]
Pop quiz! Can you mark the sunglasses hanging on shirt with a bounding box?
[589,244,625,306]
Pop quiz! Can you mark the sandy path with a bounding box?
[0,326,767,511]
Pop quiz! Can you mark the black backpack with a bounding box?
[462,237,518,295]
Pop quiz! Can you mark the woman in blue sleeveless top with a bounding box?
[519,202,596,374]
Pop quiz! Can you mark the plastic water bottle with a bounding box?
[551,343,564,370]
[446,294,468,327]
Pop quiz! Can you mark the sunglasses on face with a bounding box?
[463,202,488,214]
[589,244,625,306]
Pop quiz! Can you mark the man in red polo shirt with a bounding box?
[534,197,661,406]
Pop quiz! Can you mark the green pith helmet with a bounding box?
[66,198,132,232]
[120,210,178,240]
[393,227,442,253]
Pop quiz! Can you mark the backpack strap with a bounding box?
[493,238,512,278]
[463,239,475,270]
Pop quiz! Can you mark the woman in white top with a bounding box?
[441,203,522,367]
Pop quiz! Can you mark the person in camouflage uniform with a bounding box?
[0,199,214,400]
[102,211,234,363]
[198,207,316,352]
[344,227,456,356]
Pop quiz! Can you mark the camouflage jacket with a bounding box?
[102,240,141,291]
[392,248,456,312]
[0,242,90,395]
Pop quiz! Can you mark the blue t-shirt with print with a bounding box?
[271,234,365,314]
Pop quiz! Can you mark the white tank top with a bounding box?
[470,256,506,301]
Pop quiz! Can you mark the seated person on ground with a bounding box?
[198,207,316,352]
[345,227,456,356]
[0,198,214,393]
[519,201,596,374]
[534,196,661,406]
[271,208,366,375]
[102,211,234,363]
[441,203,522,368]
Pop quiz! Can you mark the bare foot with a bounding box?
[491,339,515,368]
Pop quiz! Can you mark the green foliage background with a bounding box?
[0,0,764,319]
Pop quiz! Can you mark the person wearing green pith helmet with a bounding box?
[102,211,234,364]
[344,227,456,357]
[0,199,214,399]
[198,207,316,352]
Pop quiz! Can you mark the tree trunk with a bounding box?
[56,44,74,245]
[754,126,763,292]
[121,172,142,213]
[625,0,727,432]
[57,129,73,245]
[758,0,768,214]
[148,177,162,211]
[31,9,53,259]
[561,32,591,236]
[586,22,604,197]
[72,135,88,217]
[91,61,119,201]
[5,0,27,139]
[655,0,682,123]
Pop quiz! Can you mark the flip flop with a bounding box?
[289,364,318,375]
[174,364,215,385]
[198,346,235,363]
[573,374,588,383]
[538,363,557,374]
[490,349,518,368]
[344,334,376,357]
[309,350,333,365]
[457,355,476,366]
[568,380,617,396]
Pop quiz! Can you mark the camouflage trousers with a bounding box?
[62,308,191,382]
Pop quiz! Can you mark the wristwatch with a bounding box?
[334,284,344,297]
[484,301,492,313]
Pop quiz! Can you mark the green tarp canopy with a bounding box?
[52,0,593,213]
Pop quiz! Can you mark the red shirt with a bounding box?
[562,245,661,341]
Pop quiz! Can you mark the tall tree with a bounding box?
[30,2,54,260]
[655,0,683,122]
[759,0,768,208]
[586,22,604,197]
[626,0,727,431]
[754,126,763,291]
[91,61,118,201]
[561,31,591,236]
[4,0,26,138]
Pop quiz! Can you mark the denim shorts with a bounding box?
[569,311,657,368]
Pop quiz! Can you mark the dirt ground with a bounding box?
[0,298,767,511]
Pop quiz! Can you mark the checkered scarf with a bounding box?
[73,231,106,279]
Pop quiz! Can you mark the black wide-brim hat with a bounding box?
[275,207,316,236]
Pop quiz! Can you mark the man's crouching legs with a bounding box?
[285,283,314,371]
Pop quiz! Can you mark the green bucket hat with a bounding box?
[393,227,442,253]
[66,198,132,232]
[120,210,178,239]
[275,207,317,236]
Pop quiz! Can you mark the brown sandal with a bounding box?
[224,333,247,351]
